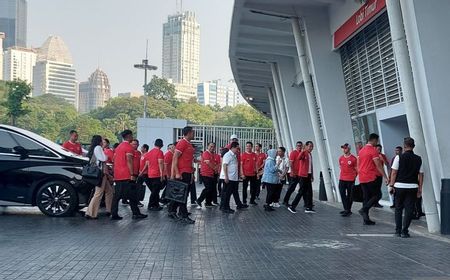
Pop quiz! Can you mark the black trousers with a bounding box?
[198,176,216,205]
[274,182,284,202]
[167,173,191,218]
[242,175,257,204]
[189,179,197,204]
[265,183,278,205]
[255,176,262,198]
[395,188,418,234]
[339,180,355,211]
[283,175,300,204]
[136,175,147,201]
[291,175,313,209]
[111,180,141,217]
[221,180,239,210]
[361,179,382,214]
[146,177,162,208]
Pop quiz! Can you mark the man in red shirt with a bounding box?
[255,143,267,200]
[122,139,143,207]
[283,141,303,206]
[241,142,258,205]
[169,126,196,224]
[212,149,222,205]
[140,139,164,211]
[110,130,147,220]
[357,133,388,225]
[197,142,218,207]
[338,143,358,217]
[62,130,82,155]
[135,144,149,203]
[160,143,175,205]
[374,144,390,208]
[288,141,315,214]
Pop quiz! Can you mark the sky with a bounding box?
[27,0,235,96]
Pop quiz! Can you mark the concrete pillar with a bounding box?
[268,88,283,147]
[271,63,294,150]
[386,0,440,232]
[291,17,335,202]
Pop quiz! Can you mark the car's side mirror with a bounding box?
[13,146,29,159]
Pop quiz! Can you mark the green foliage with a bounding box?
[58,115,116,144]
[3,79,32,125]
[145,75,176,101]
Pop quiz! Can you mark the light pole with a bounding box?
[134,42,157,118]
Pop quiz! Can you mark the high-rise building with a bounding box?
[197,81,217,106]
[2,46,36,83]
[162,11,200,101]
[0,0,27,49]
[0,32,4,80]
[32,36,77,106]
[118,91,142,98]
[197,79,247,107]
[78,68,111,113]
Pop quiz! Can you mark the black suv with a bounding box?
[0,125,92,217]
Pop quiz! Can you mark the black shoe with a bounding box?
[237,204,249,210]
[401,232,411,238]
[110,215,123,220]
[132,214,148,219]
[249,201,258,205]
[221,209,234,214]
[341,211,352,217]
[85,215,98,220]
[148,206,163,211]
[419,212,426,217]
[374,203,383,208]
[196,199,202,208]
[168,212,178,220]
[363,220,376,225]
[390,205,395,209]
[339,210,346,214]
[264,205,275,211]
[205,204,214,208]
[137,202,144,207]
[104,212,111,217]
[358,209,369,221]
[305,208,316,213]
[288,206,297,214]
[180,217,195,224]
[122,200,129,205]
[394,232,401,237]
[187,212,192,216]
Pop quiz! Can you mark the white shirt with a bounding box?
[93,145,107,166]
[220,150,239,181]
[391,155,423,189]
[276,155,289,177]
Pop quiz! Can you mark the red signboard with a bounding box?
[333,0,386,48]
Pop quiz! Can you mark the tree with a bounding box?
[58,115,116,144]
[145,75,176,101]
[176,102,216,125]
[3,79,32,126]
[218,105,273,128]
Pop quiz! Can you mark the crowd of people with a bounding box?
[61,127,425,236]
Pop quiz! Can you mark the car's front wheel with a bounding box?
[36,181,78,217]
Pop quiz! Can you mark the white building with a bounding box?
[229,0,450,233]
[162,11,200,102]
[117,91,142,98]
[2,46,36,83]
[78,68,111,113]
[0,32,4,80]
[197,81,217,106]
[197,79,247,107]
[32,36,77,106]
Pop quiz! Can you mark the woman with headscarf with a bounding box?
[262,149,282,211]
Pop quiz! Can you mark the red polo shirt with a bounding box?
[377,153,388,176]
[339,154,358,181]
[176,138,194,174]
[139,153,147,174]
[241,152,257,177]
[164,150,173,177]
[289,150,300,176]
[214,153,221,174]
[62,141,82,155]
[201,151,216,177]
[298,151,312,178]
[144,147,164,178]
[132,150,141,176]
[103,147,114,164]
[256,152,267,171]
[358,144,380,183]
[113,142,134,181]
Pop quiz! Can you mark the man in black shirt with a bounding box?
[389,137,423,238]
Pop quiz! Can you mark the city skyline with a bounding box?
[26,0,234,96]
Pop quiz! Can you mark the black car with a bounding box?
[0,125,92,217]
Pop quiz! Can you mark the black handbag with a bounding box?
[165,179,189,203]
[82,154,103,186]
[352,184,364,202]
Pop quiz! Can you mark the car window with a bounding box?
[9,133,58,158]
[0,130,17,154]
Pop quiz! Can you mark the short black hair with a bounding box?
[396,146,403,150]
[113,143,119,149]
[167,143,173,148]
[103,138,110,145]
[230,141,239,149]
[246,141,253,147]
[69,130,77,135]
[183,126,193,136]
[376,144,382,149]
[278,147,286,153]
[155,138,163,148]
[142,144,149,151]
[221,148,229,157]
[305,141,313,146]
[132,139,139,144]
[368,133,379,141]
[404,137,415,148]
[296,141,303,145]
[121,129,133,139]
[256,143,262,148]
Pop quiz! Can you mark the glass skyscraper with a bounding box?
[0,0,27,49]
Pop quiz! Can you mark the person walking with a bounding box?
[62,130,82,155]
[140,139,165,211]
[85,135,113,219]
[103,138,114,164]
[288,141,315,214]
[160,143,175,205]
[169,126,196,224]
[212,149,222,205]
[273,147,289,208]
[220,142,245,213]
[283,141,303,206]
[389,137,423,238]
[373,144,389,208]
[262,149,282,211]
[255,143,266,200]
[241,142,258,206]
[197,142,218,208]
[338,143,358,217]
[357,133,388,225]
[110,130,147,220]
[389,146,403,208]
[136,144,149,205]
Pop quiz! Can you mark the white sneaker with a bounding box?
[273,202,281,208]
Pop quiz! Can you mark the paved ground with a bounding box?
[1,186,450,280]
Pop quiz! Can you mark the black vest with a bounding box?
[395,150,422,184]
